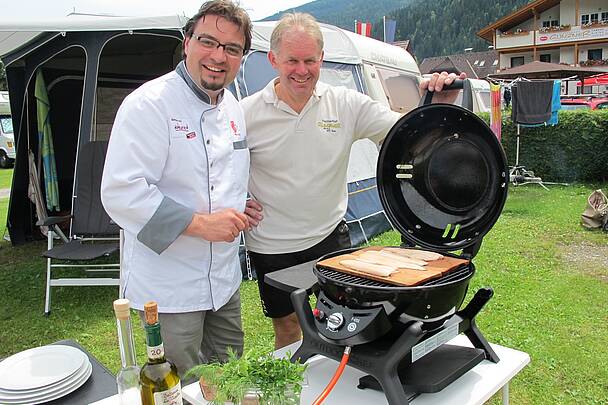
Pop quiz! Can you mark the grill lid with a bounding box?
[377,80,508,252]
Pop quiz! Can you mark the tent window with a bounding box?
[375,67,421,113]
[95,33,182,141]
[581,14,589,25]
[590,13,599,24]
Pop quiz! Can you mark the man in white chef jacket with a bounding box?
[101,0,262,377]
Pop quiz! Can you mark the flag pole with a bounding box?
[383,16,386,42]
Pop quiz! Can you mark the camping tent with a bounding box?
[1,16,417,254]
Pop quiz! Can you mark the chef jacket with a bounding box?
[101,61,249,313]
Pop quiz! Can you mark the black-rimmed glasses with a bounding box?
[192,34,244,57]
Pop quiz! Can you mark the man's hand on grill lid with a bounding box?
[420,71,467,103]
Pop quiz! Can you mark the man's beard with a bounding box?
[200,78,225,92]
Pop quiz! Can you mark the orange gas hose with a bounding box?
[311,346,352,405]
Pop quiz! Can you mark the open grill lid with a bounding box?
[377,81,508,252]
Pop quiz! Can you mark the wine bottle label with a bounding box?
[146,343,165,360]
[152,381,182,405]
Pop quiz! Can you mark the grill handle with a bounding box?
[419,78,473,112]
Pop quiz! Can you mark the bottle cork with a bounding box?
[144,301,158,325]
[113,298,131,320]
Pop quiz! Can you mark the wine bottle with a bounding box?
[113,298,142,405]
[140,301,183,405]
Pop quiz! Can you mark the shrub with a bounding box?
[479,110,608,182]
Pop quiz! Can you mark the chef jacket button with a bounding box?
[206,139,211,145]
[210,161,213,168]
[210,185,214,191]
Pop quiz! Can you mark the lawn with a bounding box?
[0,167,13,190]
[0,184,607,404]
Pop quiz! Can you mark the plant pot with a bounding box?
[199,376,218,401]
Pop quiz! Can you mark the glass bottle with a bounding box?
[139,301,183,405]
[113,298,142,405]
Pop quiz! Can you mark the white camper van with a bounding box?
[0,91,15,168]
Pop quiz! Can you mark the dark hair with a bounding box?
[183,0,252,54]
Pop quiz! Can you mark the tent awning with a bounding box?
[577,73,608,86]
[0,15,188,57]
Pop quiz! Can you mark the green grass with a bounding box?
[0,168,13,190]
[0,184,607,404]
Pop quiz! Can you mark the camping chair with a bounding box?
[38,140,121,316]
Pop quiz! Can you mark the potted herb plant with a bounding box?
[186,348,307,405]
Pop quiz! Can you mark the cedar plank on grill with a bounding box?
[317,246,469,286]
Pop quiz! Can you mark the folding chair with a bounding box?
[38,141,121,316]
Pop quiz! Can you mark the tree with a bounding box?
[0,60,7,91]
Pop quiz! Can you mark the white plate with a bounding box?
[0,360,92,404]
[0,356,91,396]
[0,345,88,391]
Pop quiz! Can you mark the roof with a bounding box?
[0,15,189,57]
[1,17,419,73]
[419,50,499,79]
[477,0,561,42]
[488,60,608,79]
[391,40,412,54]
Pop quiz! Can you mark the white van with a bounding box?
[0,91,15,168]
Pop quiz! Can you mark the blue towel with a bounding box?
[520,80,561,127]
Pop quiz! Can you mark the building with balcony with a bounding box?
[478,0,608,91]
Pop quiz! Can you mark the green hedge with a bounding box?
[479,110,608,182]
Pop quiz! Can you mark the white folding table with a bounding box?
[179,335,530,405]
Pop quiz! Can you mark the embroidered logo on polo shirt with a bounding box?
[317,119,342,134]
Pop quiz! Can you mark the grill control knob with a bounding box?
[312,308,325,321]
[327,313,345,331]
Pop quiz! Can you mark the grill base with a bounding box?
[290,287,499,405]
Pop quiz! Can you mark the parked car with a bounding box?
[560,95,608,110]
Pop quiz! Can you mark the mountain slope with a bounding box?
[262,0,414,31]
[378,0,529,59]
[262,0,530,60]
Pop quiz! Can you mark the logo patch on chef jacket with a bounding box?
[170,118,190,132]
[186,131,197,139]
[229,120,242,139]
[317,119,342,134]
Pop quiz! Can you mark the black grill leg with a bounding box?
[459,288,499,363]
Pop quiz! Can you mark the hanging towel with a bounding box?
[35,70,60,212]
[520,80,561,127]
[489,83,502,140]
[512,80,553,124]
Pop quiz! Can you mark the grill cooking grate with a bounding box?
[318,264,471,288]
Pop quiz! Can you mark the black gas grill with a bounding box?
[285,80,509,405]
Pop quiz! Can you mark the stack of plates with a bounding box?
[0,345,92,404]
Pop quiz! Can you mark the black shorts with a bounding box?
[248,221,351,318]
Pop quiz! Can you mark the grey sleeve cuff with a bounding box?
[137,197,194,255]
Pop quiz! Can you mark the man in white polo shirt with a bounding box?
[241,12,462,349]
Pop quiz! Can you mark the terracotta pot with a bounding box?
[199,377,217,401]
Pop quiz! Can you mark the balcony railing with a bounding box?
[494,24,608,49]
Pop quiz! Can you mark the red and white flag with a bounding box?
[355,20,372,37]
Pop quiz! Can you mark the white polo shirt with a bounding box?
[241,79,401,254]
